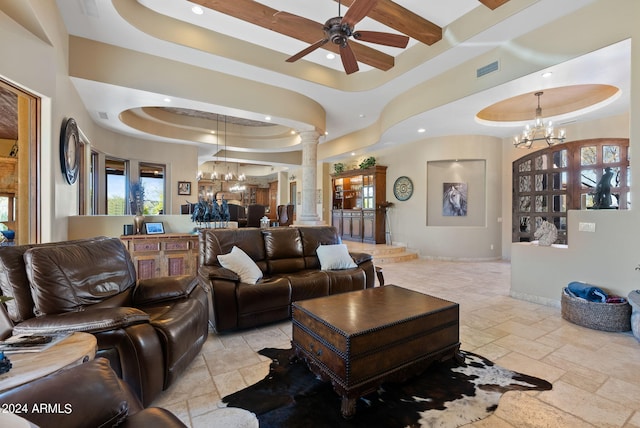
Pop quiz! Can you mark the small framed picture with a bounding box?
[144,222,165,235]
[178,181,191,195]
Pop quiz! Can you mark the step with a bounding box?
[344,242,419,264]
[374,250,419,265]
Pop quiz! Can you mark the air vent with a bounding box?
[477,60,499,78]
[98,111,109,120]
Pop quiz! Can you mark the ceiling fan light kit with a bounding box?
[513,92,567,149]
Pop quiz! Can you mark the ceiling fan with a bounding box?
[282,0,409,74]
[192,0,444,73]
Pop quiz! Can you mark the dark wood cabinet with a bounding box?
[331,165,387,244]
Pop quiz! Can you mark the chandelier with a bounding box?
[513,91,566,149]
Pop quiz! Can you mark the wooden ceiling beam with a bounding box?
[336,0,442,46]
[478,0,510,10]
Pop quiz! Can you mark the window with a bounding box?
[139,163,165,214]
[89,151,99,215]
[513,138,629,244]
[0,194,15,224]
[106,158,128,215]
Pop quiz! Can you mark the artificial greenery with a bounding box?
[334,163,345,174]
[359,156,376,169]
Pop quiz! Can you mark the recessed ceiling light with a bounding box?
[324,131,329,135]
[351,152,356,156]
[290,130,296,135]
[265,116,271,121]
[359,113,366,118]
[418,128,426,133]
[326,53,335,60]
[191,6,204,15]
[542,71,553,78]
[164,98,171,103]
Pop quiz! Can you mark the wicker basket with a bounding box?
[561,288,631,332]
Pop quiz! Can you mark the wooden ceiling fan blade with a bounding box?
[348,42,393,71]
[286,39,329,63]
[341,0,378,28]
[340,42,359,75]
[353,30,409,48]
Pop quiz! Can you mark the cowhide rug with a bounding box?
[221,347,552,428]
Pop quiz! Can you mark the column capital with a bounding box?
[299,130,320,144]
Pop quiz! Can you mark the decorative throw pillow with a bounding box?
[316,244,357,270]
[218,246,263,284]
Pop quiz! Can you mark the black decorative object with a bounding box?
[191,198,231,228]
[60,118,80,185]
[592,167,616,209]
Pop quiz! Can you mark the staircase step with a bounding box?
[344,242,418,264]
[374,250,419,264]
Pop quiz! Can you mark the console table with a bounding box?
[120,233,199,280]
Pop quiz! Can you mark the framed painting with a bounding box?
[443,182,468,216]
[178,181,191,195]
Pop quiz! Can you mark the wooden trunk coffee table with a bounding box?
[292,285,461,418]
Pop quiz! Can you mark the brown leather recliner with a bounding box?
[0,357,187,428]
[198,226,376,333]
[0,237,209,406]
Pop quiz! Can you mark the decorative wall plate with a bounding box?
[60,118,80,185]
[393,176,413,201]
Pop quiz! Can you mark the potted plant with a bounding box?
[359,157,376,169]
[334,163,345,174]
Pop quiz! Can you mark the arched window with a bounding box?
[513,138,630,244]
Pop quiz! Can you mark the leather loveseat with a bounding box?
[0,237,209,406]
[198,226,375,332]
[0,357,187,428]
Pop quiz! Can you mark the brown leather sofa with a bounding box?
[0,237,209,406]
[0,357,187,428]
[198,226,375,332]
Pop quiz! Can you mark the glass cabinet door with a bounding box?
[363,175,374,209]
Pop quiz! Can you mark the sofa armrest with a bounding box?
[133,275,198,306]
[12,307,150,335]
[349,252,373,265]
[199,265,240,282]
[0,358,133,428]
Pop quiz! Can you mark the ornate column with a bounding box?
[296,130,323,225]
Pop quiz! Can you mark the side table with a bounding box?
[0,332,97,393]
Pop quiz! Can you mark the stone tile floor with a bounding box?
[153,258,640,427]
